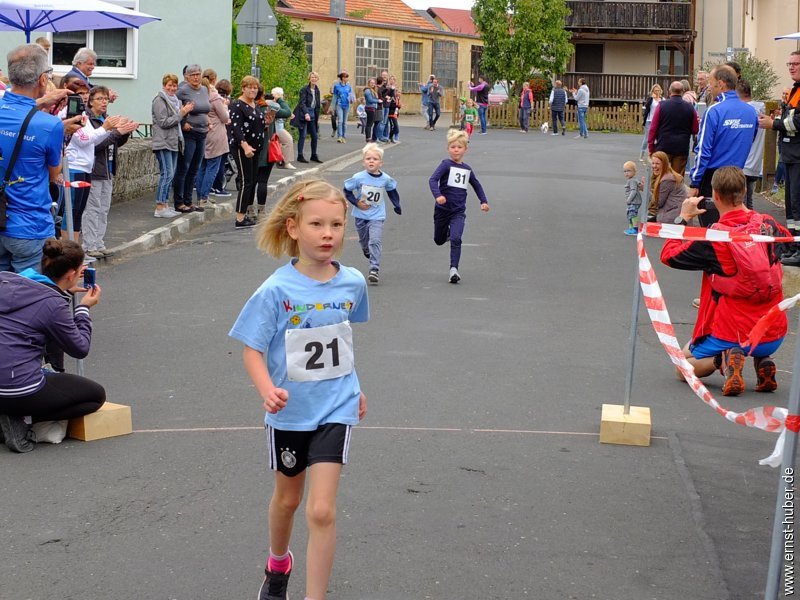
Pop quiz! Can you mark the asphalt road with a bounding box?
[1,125,794,600]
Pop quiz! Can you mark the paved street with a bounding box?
[1,121,795,599]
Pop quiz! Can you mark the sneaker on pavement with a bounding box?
[721,347,746,396]
[755,358,778,393]
[449,267,461,284]
[198,199,214,208]
[551,132,558,136]
[154,208,181,218]
[211,189,232,198]
[283,163,297,170]
[691,297,701,309]
[782,251,800,267]
[235,216,257,229]
[87,250,105,259]
[258,551,293,600]
[362,248,370,259]
[0,414,34,453]
[368,269,379,283]
[623,227,637,236]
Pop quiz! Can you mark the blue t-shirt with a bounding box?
[333,82,352,109]
[229,261,369,431]
[0,91,64,239]
[344,170,398,220]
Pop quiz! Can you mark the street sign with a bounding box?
[235,0,276,46]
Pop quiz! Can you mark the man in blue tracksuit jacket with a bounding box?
[689,65,757,226]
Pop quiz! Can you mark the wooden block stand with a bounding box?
[599,403,651,447]
[68,402,132,441]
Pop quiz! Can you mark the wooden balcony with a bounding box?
[561,72,686,102]
[565,1,692,33]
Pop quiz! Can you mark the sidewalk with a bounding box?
[99,113,433,261]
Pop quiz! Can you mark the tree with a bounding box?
[473,0,573,93]
[231,0,309,102]
[702,52,780,101]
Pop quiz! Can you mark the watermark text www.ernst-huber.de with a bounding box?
[785,467,796,596]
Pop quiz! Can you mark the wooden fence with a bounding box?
[452,98,645,133]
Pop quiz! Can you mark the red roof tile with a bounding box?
[428,7,477,36]
[281,0,439,31]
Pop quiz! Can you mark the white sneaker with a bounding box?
[449,267,460,284]
[154,207,180,218]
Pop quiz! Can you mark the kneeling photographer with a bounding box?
[0,239,105,453]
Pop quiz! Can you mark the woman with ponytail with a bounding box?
[0,239,105,453]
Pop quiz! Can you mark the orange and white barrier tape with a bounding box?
[643,222,799,244]
[636,230,799,466]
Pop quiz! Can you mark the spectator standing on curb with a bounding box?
[647,80,699,178]
[229,75,264,229]
[427,77,444,132]
[420,74,434,130]
[696,71,712,105]
[569,78,590,139]
[737,80,765,210]
[82,86,137,259]
[689,65,757,226]
[364,78,378,142]
[292,71,322,164]
[548,80,567,136]
[173,64,211,213]
[254,95,280,218]
[640,84,662,161]
[332,70,352,143]
[196,68,230,210]
[209,79,234,197]
[0,44,64,273]
[271,87,296,170]
[376,70,390,143]
[759,52,800,265]
[63,79,118,241]
[468,75,490,134]
[152,73,193,218]
[518,81,533,133]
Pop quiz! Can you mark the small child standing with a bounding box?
[623,160,643,236]
[429,129,490,283]
[463,99,479,137]
[356,97,366,133]
[458,97,467,130]
[343,143,401,284]
[229,179,369,600]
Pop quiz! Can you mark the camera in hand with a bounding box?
[66,94,86,119]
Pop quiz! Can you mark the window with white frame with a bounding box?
[402,41,421,93]
[303,32,313,70]
[355,36,389,87]
[50,0,139,77]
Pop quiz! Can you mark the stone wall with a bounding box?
[113,137,158,204]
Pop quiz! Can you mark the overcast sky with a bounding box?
[404,0,475,9]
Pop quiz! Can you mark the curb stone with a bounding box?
[103,146,367,261]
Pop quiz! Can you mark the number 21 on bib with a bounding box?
[285,321,355,382]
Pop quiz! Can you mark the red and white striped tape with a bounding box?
[636,230,798,466]
[643,222,799,244]
[61,180,91,188]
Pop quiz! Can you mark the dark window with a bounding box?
[574,43,603,73]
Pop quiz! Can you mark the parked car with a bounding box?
[488,81,509,105]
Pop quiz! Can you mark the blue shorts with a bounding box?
[689,335,783,359]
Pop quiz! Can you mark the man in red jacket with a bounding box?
[661,167,787,396]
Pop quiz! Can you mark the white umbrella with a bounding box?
[0,0,160,41]
[775,32,800,40]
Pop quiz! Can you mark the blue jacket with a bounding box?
[690,90,758,187]
[0,270,92,398]
[364,88,379,109]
